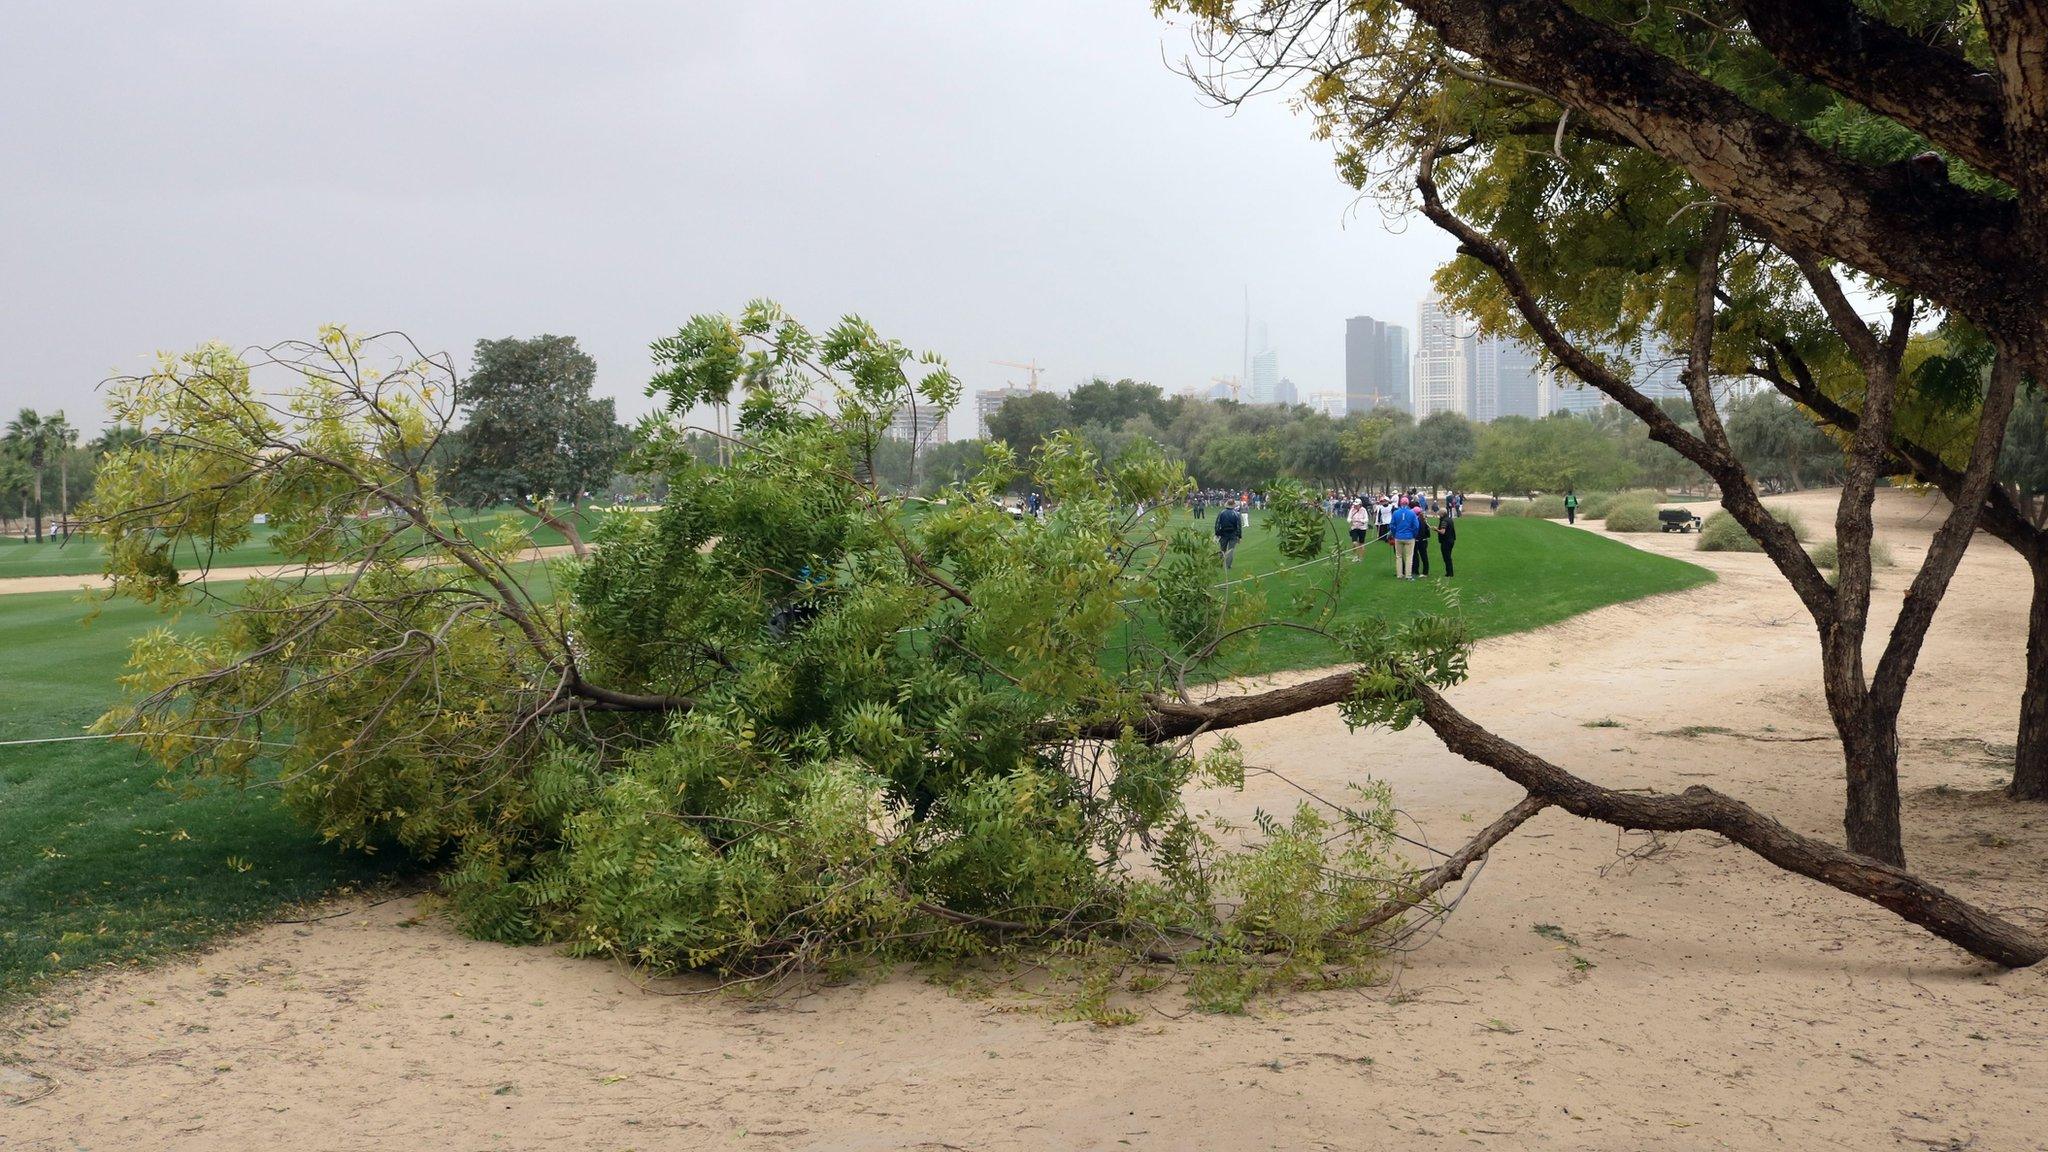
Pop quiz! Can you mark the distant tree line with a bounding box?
[939,375,1864,498]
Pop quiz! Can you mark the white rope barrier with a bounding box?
[0,732,293,750]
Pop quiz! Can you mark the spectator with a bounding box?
[1347,497,1373,563]
[1391,498,1421,579]
[1214,499,1244,570]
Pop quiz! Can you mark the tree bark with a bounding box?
[1840,722,1905,865]
[1396,0,2046,374]
[1412,683,2048,968]
[514,497,588,559]
[2017,546,2048,800]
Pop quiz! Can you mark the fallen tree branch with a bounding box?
[1412,683,2048,968]
[1344,792,1550,936]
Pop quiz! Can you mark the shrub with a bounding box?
[1528,495,1567,518]
[1697,508,1809,552]
[1808,538,1894,569]
[1577,492,1617,519]
[1602,497,1662,533]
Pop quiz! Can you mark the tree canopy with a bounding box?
[445,335,629,550]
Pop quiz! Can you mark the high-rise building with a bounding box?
[974,387,1030,439]
[1470,338,1500,424]
[1478,334,1548,420]
[1274,377,1299,407]
[1248,348,1281,405]
[887,404,949,449]
[1344,315,1411,412]
[1412,297,1471,418]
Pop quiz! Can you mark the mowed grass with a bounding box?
[1135,510,1715,677]
[0,505,605,580]
[0,590,407,1001]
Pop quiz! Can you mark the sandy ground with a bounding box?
[0,545,582,597]
[7,488,2048,1151]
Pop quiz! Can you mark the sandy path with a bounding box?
[7,488,2047,1150]
[0,545,583,596]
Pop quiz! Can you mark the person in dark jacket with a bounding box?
[1214,500,1244,570]
[1413,508,1433,576]
[1436,510,1456,578]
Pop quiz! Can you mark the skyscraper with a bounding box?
[1412,297,1470,418]
[1248,348,1281,405]
[1478,334,1548,420]
[1344,316,1411,413]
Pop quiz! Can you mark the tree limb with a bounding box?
[1412,683,2048,967]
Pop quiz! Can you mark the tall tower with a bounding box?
[1412,297,1471,418]
[1345,316,1412,413]
[1249,348,1280,404]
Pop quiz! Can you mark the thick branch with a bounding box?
[1397,0,2036,365]
[1412,684,2048,967]
[1738,0,2011,185]
[1076,669,1361,744]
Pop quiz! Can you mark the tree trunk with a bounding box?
[30,468,43,542]
[2015,546,2048,800]
[515,498,587,559]
[1842,722,1906,865]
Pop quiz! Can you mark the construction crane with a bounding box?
[991,359,1045,392]
[1211,374,1243,402]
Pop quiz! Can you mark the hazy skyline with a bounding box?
[1,1,1457,433]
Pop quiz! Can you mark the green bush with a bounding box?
[1577,492,1617,519]
[1602,497,1662,533]
[1697,508,1809,552]
[1529,495,1567,518]
[1808,538,1894,569]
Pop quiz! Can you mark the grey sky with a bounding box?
[0,1,1455,433]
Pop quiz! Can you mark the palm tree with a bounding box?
[4,409,49,542]
[45,411,77,532]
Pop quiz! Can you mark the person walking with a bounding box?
[1390,498,1420,579]
[1436,508,1456,578]
[1214,499,1244,571]
[1413,506,1433,576]
[1565,489,1579,524]
[1347,497,1372,563]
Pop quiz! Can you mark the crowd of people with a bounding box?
[1005,483,1466,582]
[1210,488,1465,580]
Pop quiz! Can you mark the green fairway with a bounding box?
[0,589,407,1001]
[0,505,606,579]
[1139,510,1715,679]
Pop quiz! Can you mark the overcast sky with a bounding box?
[0,1,1456,434]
